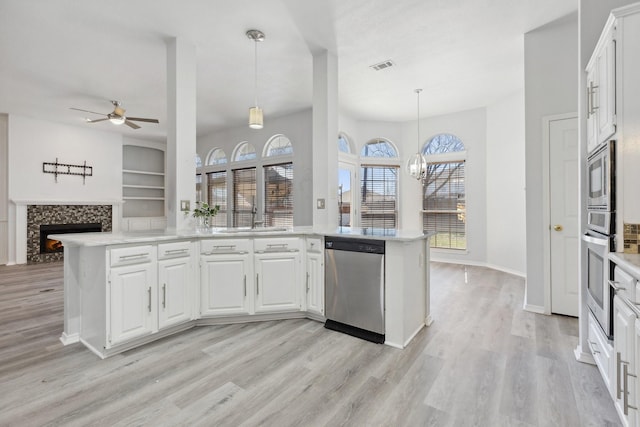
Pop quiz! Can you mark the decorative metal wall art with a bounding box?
[43,158,93,184]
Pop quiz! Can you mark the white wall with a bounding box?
[486,90,526,276]
[197,109,313,226]
[8,115,122,202]
[524,13,578,309]
[0,114,7,264]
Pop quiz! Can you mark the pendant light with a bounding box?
[406,89,427,180]
[247,29,265,129]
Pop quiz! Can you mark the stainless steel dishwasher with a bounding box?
[324,236,385,343]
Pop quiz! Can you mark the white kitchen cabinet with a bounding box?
[108,261,157,346]
[200,239,252,316]
[586,22,616,154]
[588,312,614,398]
[158,257,192,329]
[254,238,302,313]
[305,238,324,316]
[614,295,637,426]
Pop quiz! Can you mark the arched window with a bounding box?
[360,138,398,158]
[195,154,202,168]
[233,142,257,162]
[206,148,227,166]
[338,133,352,154]
[264,135,293,157]
[422,133,466,250]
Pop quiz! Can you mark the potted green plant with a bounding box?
[192,201,220,230]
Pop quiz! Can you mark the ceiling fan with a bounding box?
[70,100,159,130]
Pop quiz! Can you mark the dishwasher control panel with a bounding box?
[325,236,385,254]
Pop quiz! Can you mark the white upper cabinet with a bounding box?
[586,22,616,154]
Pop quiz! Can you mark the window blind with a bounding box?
[232,168,256,227]
[360,165,398,229]
[196,173,202,203]
[423,161,466,249]
[264,163,293,227]
[207,171,227,227]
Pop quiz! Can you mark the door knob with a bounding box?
[553,225,563,232]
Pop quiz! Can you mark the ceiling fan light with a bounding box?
[109,115,125,125]
[249,106,263,129]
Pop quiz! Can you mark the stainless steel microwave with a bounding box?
[587,140,615,211]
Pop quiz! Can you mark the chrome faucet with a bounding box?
[251,205,263,229]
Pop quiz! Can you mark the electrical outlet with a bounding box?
[181,200,190,212]
[317,198,325,209]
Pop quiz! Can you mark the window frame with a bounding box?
[422,134,467,251]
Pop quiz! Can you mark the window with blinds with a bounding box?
[423,161,466,249]
[264,162,293,227]
[206,171,227,227]
[196,173,202,203]
[232,168,256,227]
[360,165,398,229]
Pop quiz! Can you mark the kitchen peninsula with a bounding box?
[53,227,432,358]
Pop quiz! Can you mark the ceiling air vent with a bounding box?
[370,60,395,71]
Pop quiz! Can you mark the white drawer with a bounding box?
[254,237,301,253]
[613,264,636,302]
[306,237,322,253]
[158,241,192,260]
[110,245,154,267]
[588,312,613,397]
[201,239,251,255]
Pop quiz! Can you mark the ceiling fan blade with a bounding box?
[114,106,126,117]
[124,120,141,129]
[86,118,109,123]
[70,107,107,116]
[126,117,159,123]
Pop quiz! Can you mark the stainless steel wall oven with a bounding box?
[584,140,616,339]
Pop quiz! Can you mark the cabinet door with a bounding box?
[614,296,637,424]
[586,66,598,153]
[596,27,616,144]
[108,263,156,346]
[254,252,301,313]
[158,257,192,329]
[200,254,251,316]
[306,252,324,315]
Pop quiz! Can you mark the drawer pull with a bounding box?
[165,248,189,255]
[213,245,236,250]
[267,243,288,249]
[202,251,248,256]
[608,280,626,292]
[624,363,638,415]
[119,253,148,260]
[147,287,152,313]
[162,284,166,308]
[617,352,623,400]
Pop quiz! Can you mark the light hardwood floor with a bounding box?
[0,261,621,426]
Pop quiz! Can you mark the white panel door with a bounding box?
[614,297,637,425]
[550,116,579,316]
[109,263,156,346]
[158,257,192,329]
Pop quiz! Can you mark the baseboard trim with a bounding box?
[425,314,434,326]
[430,258,526,278]
[523,303,547,314]
[574,344,596,365]
[60,332,80,345]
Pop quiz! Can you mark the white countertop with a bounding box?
[610,252,640,278]
[49,226,433,247]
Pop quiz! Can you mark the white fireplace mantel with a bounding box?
[11,199,124,206]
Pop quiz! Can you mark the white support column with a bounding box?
[166,38,197,230]
[312,50,339,228]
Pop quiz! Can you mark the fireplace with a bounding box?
[40,223,102,254]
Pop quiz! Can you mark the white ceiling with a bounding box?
[0,0,577,141]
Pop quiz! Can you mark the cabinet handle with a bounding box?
[306,272,310,293]
[119,253,148,260]
[587,84,592,116]
[623,363,638,415]
[162,284,166,308]
[147,286,152,313]
[618,352,623,400]
[591,82,599,112]
[608,280,626,292]
[165,248,189,255]
[244,275,247,297]
[256,274,259,295]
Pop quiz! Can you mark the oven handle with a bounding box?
[582,233,607,246]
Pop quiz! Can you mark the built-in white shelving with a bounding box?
[122,145,166,222]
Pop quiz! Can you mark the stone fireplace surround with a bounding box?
[27,205,112,263]
[11,200,121,265]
